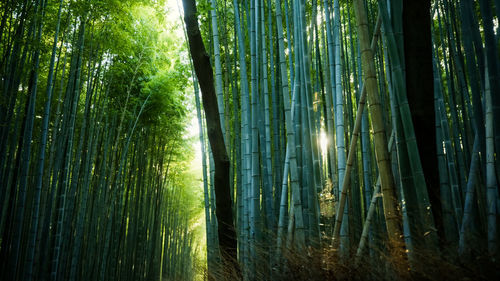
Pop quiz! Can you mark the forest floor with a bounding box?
[278,247,500,281]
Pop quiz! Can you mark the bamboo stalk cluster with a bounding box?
[0,1,197,280]
[191,0,500,278]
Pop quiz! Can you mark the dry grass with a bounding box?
[202,240,500,281]
[201,181,499,280]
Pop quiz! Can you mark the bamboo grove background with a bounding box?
[0,1,201,281]
[1,0,499,280]
[189,0,500,279]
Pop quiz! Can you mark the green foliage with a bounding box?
[0,0,201,280]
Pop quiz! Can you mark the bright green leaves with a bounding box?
[101,1,191,131]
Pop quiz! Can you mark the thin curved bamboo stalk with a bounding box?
[332,15,381,249]
[356,131,395,259]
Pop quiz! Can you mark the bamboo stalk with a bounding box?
[332,14,381,249]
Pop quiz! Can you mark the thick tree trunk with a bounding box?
[182,0,238,274]
[403,0,443,243]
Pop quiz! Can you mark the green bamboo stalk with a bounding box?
[484,57,497,257]
[353,0,404,253]
[332,15,381,250]
[274,0,305,248]
[379,0,439,251]
[210,0,226,141]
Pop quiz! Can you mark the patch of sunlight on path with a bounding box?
[186,114,208,281]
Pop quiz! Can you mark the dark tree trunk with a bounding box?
[181,0,239,275]
[403,1,444,242]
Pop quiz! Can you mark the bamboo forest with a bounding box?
[0,0,499,280]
